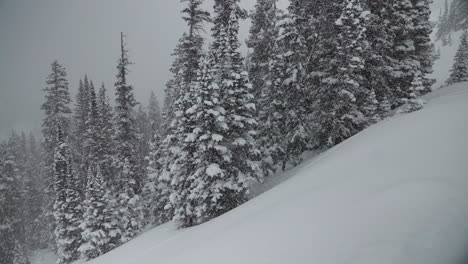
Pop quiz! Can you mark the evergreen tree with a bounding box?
[40,60,72,248]
[6,132,30,259]
[246,0,278,98]
[411,0,435,92]
[53,125,82,264]
[142,133,169,225]
[23,133,48,250]
[266,9,310,168]
[113,33,143,242]
[153,0,210,225]
[162,0,210,133]
[447,30,468,84]
[389,0,434,107]
[96,84,115,184]
[364,1,395,118]
[72,76,92,196]
[162,57,202,227]
[267,0,344,163]
[135,105,151,180]
[78,167,119,260]
[169,0,262,226]
[42,61,72,157]
[169,55,225,226]
[83,82,100,177]
[246,0,281,175]
[316,0,374,147]
[0,142,30,264]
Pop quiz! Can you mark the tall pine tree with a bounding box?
[316,0,374,147]
[53,125,82,264]
[247,0,281,175]
[150,0,210,226]
[169,0,262,226]
[97,84,115,184]
[113,33,143,242]
[40,60,72,248]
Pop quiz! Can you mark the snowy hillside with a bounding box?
[79,82,468,264]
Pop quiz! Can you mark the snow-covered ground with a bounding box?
[30,249,57,264]
[70,81,468,264]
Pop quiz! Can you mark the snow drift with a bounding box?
[79,82,468,264]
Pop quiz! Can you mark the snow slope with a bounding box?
[82,82,468,264]
[30,249,57,264]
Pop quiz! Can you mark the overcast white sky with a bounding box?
[0,0,443,140]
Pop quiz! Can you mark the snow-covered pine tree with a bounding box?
[161,67,200,227]
[83,82,100,178]
[150,0,210,226]
[41,60,72,248]
[411,0,435,93]
[178,0,261,225]
[162,0,210,133]
[42,61,72,161]
[6,132,30,259]
[316,0,374,148]
[364,1,395,119]
[0,142,30,264]
[161,0,209,129]
[142,133,168,225]
[141,92,163,225]
[135,105,150,181]
[265,8,309,169]
[112,33,143,243]
[246,0,281,176]
[53,125,82,264]
[267,0,344,163]
[73,78,90,140]
[72,76,91,196]
[246,0,278,98]
[96,84,115,185]
[23,133,48,250]
[389,0,433,108]
[388,0,417,105]
[82,83,122,251]
[167,55,220,226]
[447,30,468,84]
[0,142,16,264]
[79,166,118,260]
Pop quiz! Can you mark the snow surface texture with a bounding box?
[80,82,468,264]
[30,249,57,264]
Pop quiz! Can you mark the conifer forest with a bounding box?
[1,0,468,264]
